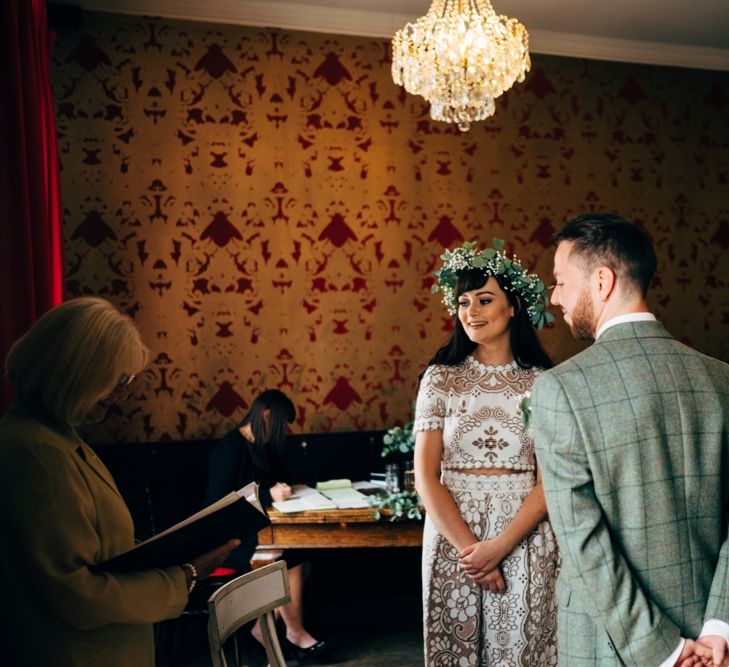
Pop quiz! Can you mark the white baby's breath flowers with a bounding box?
[431,239,554,330]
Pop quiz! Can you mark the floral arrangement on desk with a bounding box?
[369,489,422,522]
[381,419,415,458]
[372,416,421,520]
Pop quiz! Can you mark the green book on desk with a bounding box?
[316,479,370,508]
[315,478,352,491]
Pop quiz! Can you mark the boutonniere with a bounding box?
[518,392,532,430]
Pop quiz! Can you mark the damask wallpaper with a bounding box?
[50,12,729,443]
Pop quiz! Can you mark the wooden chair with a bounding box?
[207,561,291,667]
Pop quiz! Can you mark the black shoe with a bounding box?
[284,639,329,662]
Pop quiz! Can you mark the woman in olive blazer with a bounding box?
[0,297,237,666]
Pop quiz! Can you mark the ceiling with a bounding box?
[55,0,729,70]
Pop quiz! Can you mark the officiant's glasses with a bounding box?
[118,373,136,388]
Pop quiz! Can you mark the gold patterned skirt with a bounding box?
[422,470,559,666]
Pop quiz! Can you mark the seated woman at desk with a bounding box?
[205,388,327,660]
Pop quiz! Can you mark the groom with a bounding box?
[530,213,729,666]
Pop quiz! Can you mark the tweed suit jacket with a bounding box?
[0,402,188,667]
[530,320,729,666]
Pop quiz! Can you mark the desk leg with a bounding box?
[250,548,284,570]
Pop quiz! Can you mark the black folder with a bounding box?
[94,482,270,573]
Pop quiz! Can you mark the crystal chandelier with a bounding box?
[391,0,530,131]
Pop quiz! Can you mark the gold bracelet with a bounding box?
[182,562,198,593]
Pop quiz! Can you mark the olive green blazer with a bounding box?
[531,320,729,666]
[0,403,188,667]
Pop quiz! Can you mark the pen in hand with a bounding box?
[270,482,292,502]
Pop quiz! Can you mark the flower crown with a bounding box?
[431,239,554,329]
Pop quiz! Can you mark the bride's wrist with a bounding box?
[491,533,512,559]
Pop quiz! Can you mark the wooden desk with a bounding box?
[252,507,423,569]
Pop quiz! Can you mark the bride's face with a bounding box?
[457,276,514,346]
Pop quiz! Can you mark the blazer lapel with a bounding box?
[75,442,124,499]
[8,400,125,499]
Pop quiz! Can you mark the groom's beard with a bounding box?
[568,290,596,340]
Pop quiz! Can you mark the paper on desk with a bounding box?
[272,489,337,513]
[271,483,371,511]
[320,487,370,509]
[288,484,318,498]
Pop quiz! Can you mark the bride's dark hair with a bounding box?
[427,268,553,370]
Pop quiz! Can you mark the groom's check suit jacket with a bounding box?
[531,320,729,666]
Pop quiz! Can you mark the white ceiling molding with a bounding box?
[55,0,729,71]
[529,30,729,72]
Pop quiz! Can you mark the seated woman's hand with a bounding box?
[270,482,292,502]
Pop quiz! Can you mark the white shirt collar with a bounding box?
[596,312,656,339]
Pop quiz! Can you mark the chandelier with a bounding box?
[391,0,530,131]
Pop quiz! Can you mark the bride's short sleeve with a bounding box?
[413,365,447,432]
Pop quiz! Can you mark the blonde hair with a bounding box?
[5,297,148,425]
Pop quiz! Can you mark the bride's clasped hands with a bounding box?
[458,536,510,593]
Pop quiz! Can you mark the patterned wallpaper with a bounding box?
[50,12,729,443]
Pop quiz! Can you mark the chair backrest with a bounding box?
[207,561,291,667]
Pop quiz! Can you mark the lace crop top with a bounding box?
[413,355,540,471]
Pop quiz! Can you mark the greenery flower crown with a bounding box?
[431,239,555,329]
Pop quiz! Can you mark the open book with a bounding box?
[272,481,370,512]
[94,482,270,573]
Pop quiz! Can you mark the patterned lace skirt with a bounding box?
[422,470,559,666]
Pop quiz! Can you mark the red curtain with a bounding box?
[0,0,64,412]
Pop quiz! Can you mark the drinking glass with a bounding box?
[403,467,415,491]
[385,462,400,493]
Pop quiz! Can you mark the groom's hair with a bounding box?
[553,213,657,298]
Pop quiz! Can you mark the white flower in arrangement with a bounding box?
[431,239,554,330]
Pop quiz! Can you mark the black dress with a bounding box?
[205,428,306,572]
[204,428,274,571]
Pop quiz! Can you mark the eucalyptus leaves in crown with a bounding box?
[431,239,554,329]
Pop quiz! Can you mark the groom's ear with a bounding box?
[593,266,617,302]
